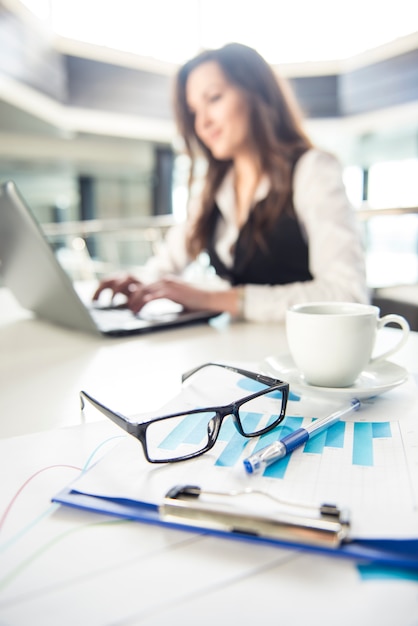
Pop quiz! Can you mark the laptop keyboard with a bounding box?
[89,306,151,331]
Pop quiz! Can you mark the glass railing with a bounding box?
[40,207,418,289]
[356,205,418,288]
[42,214,177,280]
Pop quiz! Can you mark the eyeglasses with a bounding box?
[80,362,289,464]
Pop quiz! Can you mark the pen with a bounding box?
[243,398,361,475]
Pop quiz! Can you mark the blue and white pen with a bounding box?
[243,398,361,475]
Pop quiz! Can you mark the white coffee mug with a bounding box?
[286,302,410,388]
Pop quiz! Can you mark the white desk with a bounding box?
[0,287,418,626]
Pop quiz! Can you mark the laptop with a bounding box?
[0,180,220,337]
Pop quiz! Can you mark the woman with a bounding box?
[94,42,369,320]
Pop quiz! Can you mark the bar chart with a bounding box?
[213,414,393,476]
[156,373,396,478]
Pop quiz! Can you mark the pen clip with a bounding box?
[161,484,351,549]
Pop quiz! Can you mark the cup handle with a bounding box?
[370,314,410,363]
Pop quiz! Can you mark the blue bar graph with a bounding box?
[252,418,391,478]
[303,420,346,454]
[353,421,392,466]
[215,416,304,472]
[372,422,392,438]
[353,423,373,466]
[160,409,393,473]
[259,417,303,479]
[215,412,267,467]
[158,373,288,461]
[215,430,251,466]
[156,373,393,474]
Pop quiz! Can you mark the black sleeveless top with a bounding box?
[205,201,313,287]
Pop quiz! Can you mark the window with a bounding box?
[364,159,418,287]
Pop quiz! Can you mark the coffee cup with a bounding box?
[286,302,410,388]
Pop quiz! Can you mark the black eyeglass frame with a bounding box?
[80,362,289,464]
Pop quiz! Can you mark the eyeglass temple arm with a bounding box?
[181,362,285,387]
[80,391,137,436]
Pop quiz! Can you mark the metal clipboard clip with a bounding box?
[160,485,350,549]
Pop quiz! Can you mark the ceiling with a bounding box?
[1,0,418,175]
[18,0,418,65]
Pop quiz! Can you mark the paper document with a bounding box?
[61,368,418,540]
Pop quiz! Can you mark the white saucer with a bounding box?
[263,354,409,400]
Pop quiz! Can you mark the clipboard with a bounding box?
[52,370,418,571]
[53,483,418,571]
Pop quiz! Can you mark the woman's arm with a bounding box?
[93,215,193,303]
[127,277,241,315]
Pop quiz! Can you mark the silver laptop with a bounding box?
[0,181,219,336]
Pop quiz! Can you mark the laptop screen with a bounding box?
[0,181,220,336]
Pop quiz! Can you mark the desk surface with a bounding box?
[0,288,292,438]
[2,287,418,439]
[1,287,418,625]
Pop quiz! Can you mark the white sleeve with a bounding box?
[139,220,191,282]
[243,149,370,322]
[138,195,206,281]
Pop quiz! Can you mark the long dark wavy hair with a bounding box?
[173,42,313,258]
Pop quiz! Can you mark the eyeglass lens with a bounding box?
[238,388,285,436]
[144,386,286,462]
[145,410,217,462]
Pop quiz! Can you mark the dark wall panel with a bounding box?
[0,3,67,101]
[340,48,418,116]
[290,75,340,118]
[65,56,341,121]
[152,146,174,215]
[65,56,173,119]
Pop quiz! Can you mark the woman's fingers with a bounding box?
[92,275,142,301]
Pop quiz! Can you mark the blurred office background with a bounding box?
[1,0,418,321]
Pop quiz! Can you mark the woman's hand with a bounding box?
[92,274,143,303]
[136,277,213,313]
[93,274,241,316]
[138,277,241,316]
